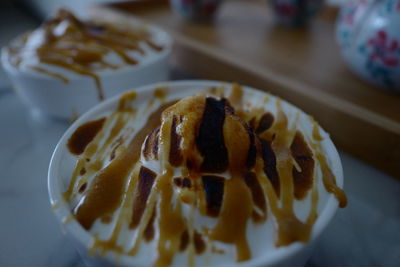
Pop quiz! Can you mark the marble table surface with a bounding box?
[1,84,400,267]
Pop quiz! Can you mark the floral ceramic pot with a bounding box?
[336,0,400,92]
[269,0,324,26]
[169,0,223,21]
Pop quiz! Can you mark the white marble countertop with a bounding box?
[0,3,400,267]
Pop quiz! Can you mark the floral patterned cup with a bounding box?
[336,0,400,92]
[269,0,324,26]
[169,0,223,21]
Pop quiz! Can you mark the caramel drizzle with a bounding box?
[69,97,176,256]
[9,9,164,101]
[268,102,317,246]
[64,109,132,201]
[153,117,185,267]
[208,105,254,261]
[74,100,174,230]
[228,83,243,108]
[310,120,347,208]
[67,117,106,155]
[31,66,69,83]
[40,57,104,100]
[64,84,346,267]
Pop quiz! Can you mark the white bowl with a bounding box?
[48,80,344,267]
[1,21,172,120]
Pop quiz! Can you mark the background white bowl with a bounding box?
[48,80,344,267]
[1,22,172,120]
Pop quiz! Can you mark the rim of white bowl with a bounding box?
[48,80,344,267]
[1,21,172,80]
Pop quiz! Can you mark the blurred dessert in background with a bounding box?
[2,8,171,119]
[4,8,165,100]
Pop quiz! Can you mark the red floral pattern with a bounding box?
[271,0,323,24]
[171,0,221,20]
[342,0,368,26]
[276,3,298,17]
[201,2,217,16]
[367,30,399,67]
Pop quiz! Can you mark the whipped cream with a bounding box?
[5,9,168,100]
[62,83,346,267]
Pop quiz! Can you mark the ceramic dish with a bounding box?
[48,80,346,267]
[336,0,400,92]
[1,9,172,119]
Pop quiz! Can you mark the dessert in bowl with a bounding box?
[1,9,171,119]
[48,80,347,267]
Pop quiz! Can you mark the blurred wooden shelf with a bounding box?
[92,0,400,178]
